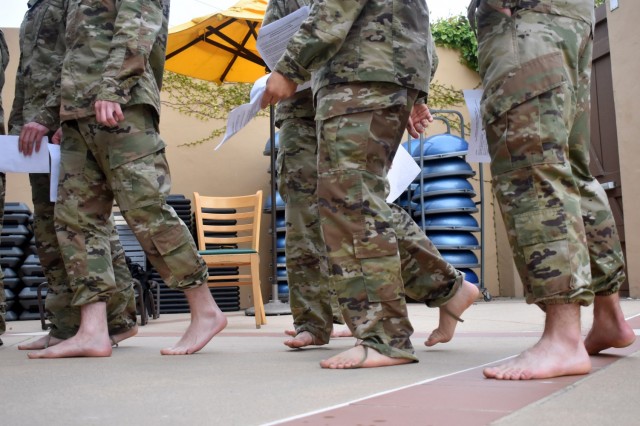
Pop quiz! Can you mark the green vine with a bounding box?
[432,15,478,72]
[161,72,267,146]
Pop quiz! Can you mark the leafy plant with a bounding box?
[432,15,479,72]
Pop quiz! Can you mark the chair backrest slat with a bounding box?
[193,191,263,252]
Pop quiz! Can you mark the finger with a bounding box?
[113,104,125,122]
[95,106,105,125]
[21,133,34,156]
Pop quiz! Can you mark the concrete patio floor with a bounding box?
[2,297,640,425]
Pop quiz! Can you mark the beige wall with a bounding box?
[607,0,640,297]
[1,27,502,306]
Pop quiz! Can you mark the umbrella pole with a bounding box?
[248,104,291,316]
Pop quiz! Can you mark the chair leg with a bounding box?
[134,279,147,326]
[250,254,266,328]
[36,282,51,331]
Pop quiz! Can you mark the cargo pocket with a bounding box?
[106,106,165,170]
[483,52,569,175]
[150,224,200,282]
[514,207,571,295]
[353,230,401,303]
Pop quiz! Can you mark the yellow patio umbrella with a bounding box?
[165,0,269,84]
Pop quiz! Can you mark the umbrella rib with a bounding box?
[205,19,264,65]
[166,36,201,60]
[165,17,268,82]
[221,22,261,82]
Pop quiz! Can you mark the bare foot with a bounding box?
[320,345,413,369]
[331,325,353,338]
[161,285,228,355]
[584,293,636,355]
[27,332,112,359]
[18,334,64,350]
[425,280,479,347]
[483,338,591,380]
[111,324,139,347]
[28,302,113,359]
[284,331,321,348]
[483,303,591,380]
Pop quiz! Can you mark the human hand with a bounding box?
[407,104,434,138]
[52,128,63,145]
[19,121,50,156]
[260,72,297,109]
[95,100,125,127]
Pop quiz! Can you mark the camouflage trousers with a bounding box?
[57,105,208,307]
[475,5,626,306]
[315,82,463,361]
[277,117,344,344]
[30,173,137,339]
[0,172,5,335]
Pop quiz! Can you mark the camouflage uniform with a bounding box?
[8,0,137,339]
[56,0,207,308]
[470,0,625,306]
[265,0,344,345]
[0,30,8,338]
[274,0,463,361]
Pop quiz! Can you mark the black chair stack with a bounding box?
[18,253,47,320]
[0,202,36,321]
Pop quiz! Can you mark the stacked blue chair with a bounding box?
[263,184,288,302]
[403,132,482,288]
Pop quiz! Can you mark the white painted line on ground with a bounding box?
[7,332,48,336]
[262,355,517,426]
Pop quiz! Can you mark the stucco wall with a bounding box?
[607,0,640,297]
[1,27,502,308]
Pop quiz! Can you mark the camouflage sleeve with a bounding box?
[8,63,26,135]
[31,52,64,132]
[429,37,438,83]
[263,0,284,27]
[274,0,367,84]
[485,0,519,9]
[32,99,61,132]
[96,0,164,104]
[149,0,170,91]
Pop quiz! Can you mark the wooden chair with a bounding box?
[193,190,266,328]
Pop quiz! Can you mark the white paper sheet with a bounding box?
[387,143,421,203]
[0,135,51,173]
[48,144,61,202]
[463,89,491,163]
[215,74,269,150]
[217,6,314,150]
[256,6,310,72]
